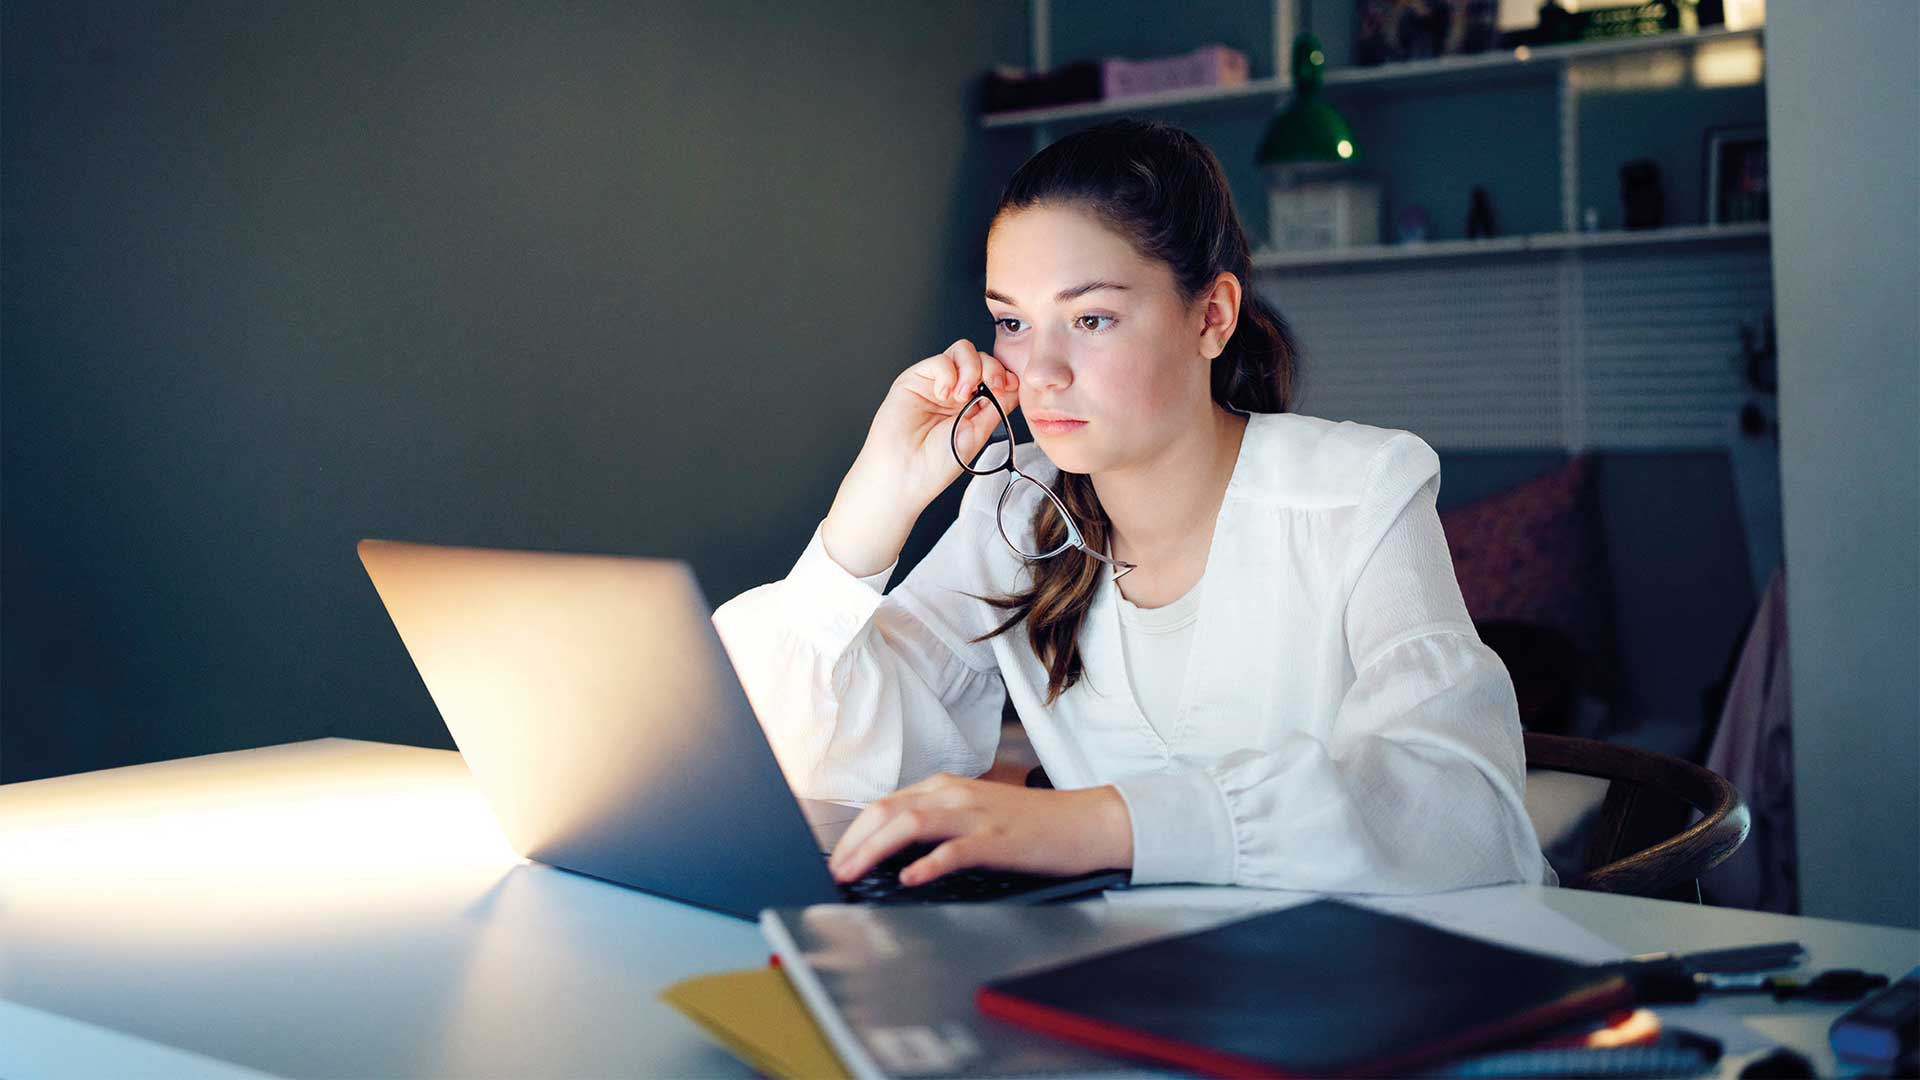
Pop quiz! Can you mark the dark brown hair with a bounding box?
[965,118,1301,706]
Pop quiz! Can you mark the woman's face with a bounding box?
[984,204,1224,475]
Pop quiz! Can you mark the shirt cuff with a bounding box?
[1108,764,1239,886]
[780,520,898,651]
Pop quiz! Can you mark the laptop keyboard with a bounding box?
[834,841,1097,904]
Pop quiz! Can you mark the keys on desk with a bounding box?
[1709,969,1890,1002]
[1611,958,1889,1006]
[1606,941,1813,1005]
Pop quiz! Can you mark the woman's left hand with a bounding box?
[827,773,1134,887]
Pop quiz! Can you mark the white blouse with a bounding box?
[709,410,1556,892]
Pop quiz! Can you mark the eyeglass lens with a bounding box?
[999,474,1075,559]
[952,385,1014,476]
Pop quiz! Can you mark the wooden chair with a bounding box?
[1524,731,1748,901]
[1022,731,1749,902]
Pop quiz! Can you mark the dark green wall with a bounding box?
[3,1,1031,781]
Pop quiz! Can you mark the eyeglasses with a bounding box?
[950,381,1138,581]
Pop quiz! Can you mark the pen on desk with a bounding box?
[1624,941,1806,974]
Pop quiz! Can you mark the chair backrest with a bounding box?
[1029,734,1749,900]
[1524,731,1749,899]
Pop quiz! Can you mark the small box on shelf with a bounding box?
[1268,173,1383,252]
[1101,44,1249,102]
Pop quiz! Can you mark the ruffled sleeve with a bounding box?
[1111,432,1554,891]
[708,477,1012,803]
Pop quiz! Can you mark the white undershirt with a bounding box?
[1113,568,1205,741]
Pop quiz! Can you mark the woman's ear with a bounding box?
[1197,271,1242,361]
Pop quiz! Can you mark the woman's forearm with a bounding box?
[1077,784,1134,870]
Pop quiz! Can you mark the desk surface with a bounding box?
[2,737,1914,1079]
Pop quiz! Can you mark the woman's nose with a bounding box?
[1021,342,1071,391]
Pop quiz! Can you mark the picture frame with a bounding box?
[1354,0,1497,65]
[1705,125,1769,225]
[1354,0,1440,65]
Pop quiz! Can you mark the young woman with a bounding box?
[711,118,1554,894]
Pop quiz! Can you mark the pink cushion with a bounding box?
[1438,453,1616,669]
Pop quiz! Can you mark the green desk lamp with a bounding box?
[1257,32,1358,170]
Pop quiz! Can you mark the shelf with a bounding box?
[980,26,1763,128]
[982,76,1289,128]
[1250,222,1769,270]
[1324,24,1761,93]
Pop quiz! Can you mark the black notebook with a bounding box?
[975,898,1635,1079]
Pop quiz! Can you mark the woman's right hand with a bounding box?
[871,339,1021,505]
[820,340,1020,578]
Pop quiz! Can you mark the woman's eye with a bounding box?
[992,315,1114,334]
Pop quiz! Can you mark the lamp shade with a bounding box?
[1257,32,1358,167]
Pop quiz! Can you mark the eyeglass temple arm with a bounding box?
[1058,516,1138,578]
[1081,545,1138,578]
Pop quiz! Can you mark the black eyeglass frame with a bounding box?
[949,381,1138,580]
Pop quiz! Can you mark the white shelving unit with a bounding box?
[981,26,1764,129]
[1252,222,1770,269]
[985,3,1773,453]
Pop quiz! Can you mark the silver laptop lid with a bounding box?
[356,538,843,917]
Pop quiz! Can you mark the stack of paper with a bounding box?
[660,964,851,1080]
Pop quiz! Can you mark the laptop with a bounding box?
[355,537,1129,919]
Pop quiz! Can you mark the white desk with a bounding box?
[3,738,1914,1079]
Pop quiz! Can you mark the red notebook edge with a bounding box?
[975,973,1636,1079]
[975,985,1302,1079]
[1360,975,1636,1076]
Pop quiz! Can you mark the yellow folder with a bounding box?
[660,965,852,1080]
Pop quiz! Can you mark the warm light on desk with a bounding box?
[0,740,523,916]
[0,778,519,886]
[0,740,779,1080]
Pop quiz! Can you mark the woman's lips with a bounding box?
[1031,418,1088,435]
